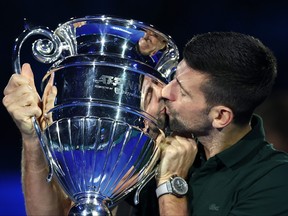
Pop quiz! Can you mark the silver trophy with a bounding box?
[13,15,179,215]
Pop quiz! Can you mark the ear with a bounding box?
[209,106,233,129]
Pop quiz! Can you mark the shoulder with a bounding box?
[242,149,288,194]
[234,155,288,215]
[237,145,288,190]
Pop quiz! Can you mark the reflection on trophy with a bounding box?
[13,15,179,215]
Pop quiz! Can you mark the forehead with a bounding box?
[175,60,191,77]
[175,60,207,80]
[174,60,208,85]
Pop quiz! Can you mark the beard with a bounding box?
[167,108,212,138]
[157,113,168,131]
[167,116,192,137]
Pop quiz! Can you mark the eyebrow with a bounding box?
[176,77,186,91]
[143,86,153,109]
[176,77,183,86]
[175,77,192,96]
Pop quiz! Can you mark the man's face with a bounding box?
[138,30,166,56]
[162,60,212,137]
[141,76,167,131]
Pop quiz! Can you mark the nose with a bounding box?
[162,82,176,101]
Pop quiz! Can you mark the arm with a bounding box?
[156,135,198,216]
[21,135,71,215]
[158,195,189,215]
[3,63,72,215]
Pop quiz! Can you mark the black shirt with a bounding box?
[129,114,288,216]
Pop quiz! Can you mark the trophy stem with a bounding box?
[68,193,111,216]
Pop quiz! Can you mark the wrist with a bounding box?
[155,166,174,186]
[156,175,188,198]
[156,175,173,186]
[22,135,47,172]
[155,170,187,186]
[22,133,42,149]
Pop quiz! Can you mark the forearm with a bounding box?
[21,136,71,215]
[156,135,197,216]
[158,194,188,216]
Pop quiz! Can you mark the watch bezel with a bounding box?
[170,176,188,196]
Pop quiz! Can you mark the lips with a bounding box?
[160,107,166,114]
[164,105,170,115]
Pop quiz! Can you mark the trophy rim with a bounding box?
[55,14,179,56]
[60,14,174,39]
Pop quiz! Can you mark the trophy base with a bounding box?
[68,202,111,216]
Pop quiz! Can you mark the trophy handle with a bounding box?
[12,23,63,74]
[32,116,54,182]
[133,165,158,205]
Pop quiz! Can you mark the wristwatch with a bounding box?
[156,175,188,198]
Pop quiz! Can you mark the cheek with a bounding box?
[139,39,149,50]
[147,99,162,117]
[146,106,157,117]
[177,102,206,118]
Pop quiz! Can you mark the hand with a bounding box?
[2,63,42,139]
[156,135,198,185]
[40,72,57,129]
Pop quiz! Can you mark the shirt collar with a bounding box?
[215,114,266,168]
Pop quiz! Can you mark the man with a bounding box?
[124,31,288,216]
[3,31,288,215]
[150,31,288,215]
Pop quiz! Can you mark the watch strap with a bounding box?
[156,181,172,198]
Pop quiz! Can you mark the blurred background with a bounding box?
[0,0,287,214]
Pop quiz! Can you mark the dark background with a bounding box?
[0,0,287,214]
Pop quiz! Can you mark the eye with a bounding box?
[144,87,153,110]
[176,78,188,97]
[179,87,187,97]
[152,79,159,85]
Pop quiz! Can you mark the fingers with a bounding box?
[2,63,42,136]
[155,129,166,146]
[3,74,30,95]
[21,63,37,91]
[156,135,198,184]
[174,135,198,152]
[3,89,42,136]
[3,63,37,95]
[43,86,57,114]
[42,74,56,114]
[3,82,41,117]
[41,85,57,128]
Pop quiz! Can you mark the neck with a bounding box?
[198,123,252,159]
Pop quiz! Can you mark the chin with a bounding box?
[167,122,191,137]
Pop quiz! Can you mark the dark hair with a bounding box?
[183,31,277,125]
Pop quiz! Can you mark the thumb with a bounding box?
[20,63,37,91]
[174,135,198,150]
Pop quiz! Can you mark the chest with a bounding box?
[189,171,238,215]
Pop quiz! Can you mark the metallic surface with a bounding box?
[13,15,179,215]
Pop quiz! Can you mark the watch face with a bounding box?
[171,176,188,195]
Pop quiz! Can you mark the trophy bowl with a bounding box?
[40,104,159,215]
[13,15,179,215]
